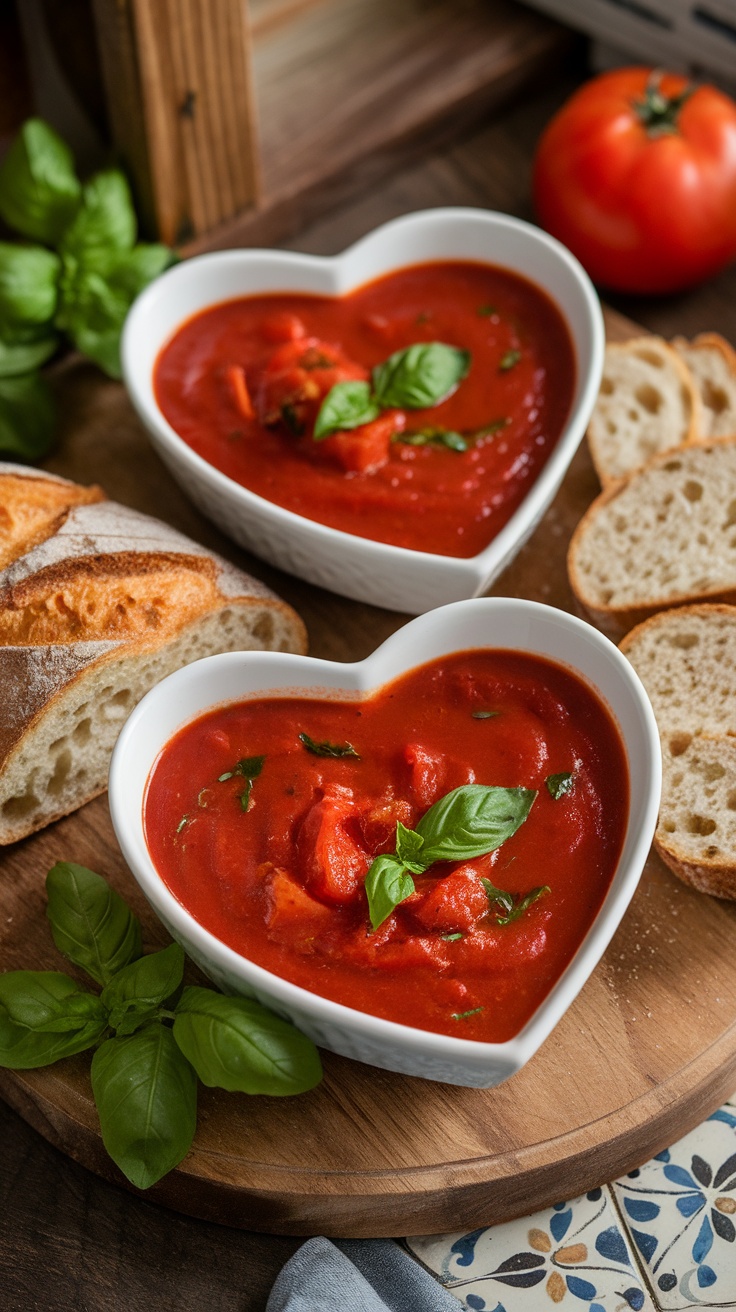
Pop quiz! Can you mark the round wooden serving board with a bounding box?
[1,310,736,1237]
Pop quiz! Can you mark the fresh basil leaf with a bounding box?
[298,732,360,759]
[59,169,136,264]
[91,1024,197,1190]
[46,861,142,987]
[396,427,468,452]
[234,755,265,780]
[57,244,174,378]
[546,771,575,800]
[0,332,58,378]
[100,943,185,1037]
[482,877,549,925]
[173,986,322,1095]
[395,822,425,873]
[0,971,107,1068]
[365,854,415,931]
[0,373,55,459]
[372,342,470,410]
[0,243,60,328]
[0,118,81,244]
[500,349,521,371]
[471,710,499,720]
[416,784,536,865]
[313,380,380,440]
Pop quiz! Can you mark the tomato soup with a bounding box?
[144,651,628,1042]
[154,262,576,558]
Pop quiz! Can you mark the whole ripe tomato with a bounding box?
[533,67,736,294]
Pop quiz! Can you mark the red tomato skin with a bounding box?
[533,68,736,294]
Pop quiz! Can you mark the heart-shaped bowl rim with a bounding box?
[121,209,605,613]
[109,598,660,1088]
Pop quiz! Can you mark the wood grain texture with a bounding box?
[184,0,576,255]
[2,306,736,1237]
[92,0,260,243]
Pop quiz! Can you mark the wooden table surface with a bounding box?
[3,53,736,1312]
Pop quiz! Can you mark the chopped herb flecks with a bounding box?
[299,733,360,759]
[472,710,499,719]
[218,755,265,812]
[176,815,188,834]
[452,1007,484,1020]
[546,771,575,800]
[481,877,549,925]
[500,349,521,372]
[477,304,497,317]
[281,402,305,435]
[442,932,464,942]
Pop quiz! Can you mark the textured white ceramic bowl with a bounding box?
[121,209,604,614]
[109,597,660,1088]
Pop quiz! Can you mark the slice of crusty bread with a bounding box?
[621,605,736,898]
[672,333,736,439]
[586,337,700,486]
[568,437,736,634]
[0,467,306,844]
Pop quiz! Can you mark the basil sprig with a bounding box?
[0,862,322,1190]
[314,341,470,439]
[0,118,174,459]
[365,783,537,930]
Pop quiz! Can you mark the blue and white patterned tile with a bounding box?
[613,1100,736,1309]
[406,1186,653,1311]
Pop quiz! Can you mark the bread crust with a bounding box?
[0,469,306,843]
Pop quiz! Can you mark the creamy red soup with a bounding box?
[144,650,628,1043]
[154,262,576,558]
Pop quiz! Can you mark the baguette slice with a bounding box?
[672,333,736,439]
[0,468,306,844]
[621,605,736,898]
[586,337,700,486]
[568,437,736,634]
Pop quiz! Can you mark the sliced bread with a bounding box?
[672,333,736,439]
[0,467,307,844]
[586,337,700,486]
[568,437,736,633]
[621,605,736,898]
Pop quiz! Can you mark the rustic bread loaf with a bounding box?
[568,437,736,633]
[671,333,736,439]
[621,605,736,898]
[0,465,307,844]
[586,337,700,486]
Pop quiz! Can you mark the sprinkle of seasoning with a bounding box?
[176,815,188,834]
[452,1007,484,1020]
[299,732,360,759]
[500,349,521,371]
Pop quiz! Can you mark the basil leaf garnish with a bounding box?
[299,732,360,759]
[46,861,142,987]
[313,380,380,439]
[172,986,322,1095]
[59,169,136,265]
[0,242,60,328]
[396,427,467,452]
[500,349,521,371]
[416,784,536,865]
[546,771,575,799]
[0,373,55,459]
[0,118,81,245]
[395,822,425,872]
[0,971,107,1068]
[91,1024,197,1190]
[0,332,58,378]
[482,877,549,925]
[372,342,470,409]
[100,943,185,1037]
[365,855,416,931]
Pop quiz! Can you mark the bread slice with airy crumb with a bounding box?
[586,337,700,486]
[621,605,736,898]
[568,437,736,634]
[672,333,736,439]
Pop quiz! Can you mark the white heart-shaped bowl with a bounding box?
[121,209,604,614]
[109,597,660,1088]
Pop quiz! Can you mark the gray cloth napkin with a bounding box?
[266,1237,460,1312]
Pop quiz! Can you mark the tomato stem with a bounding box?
[634,69,696,136]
